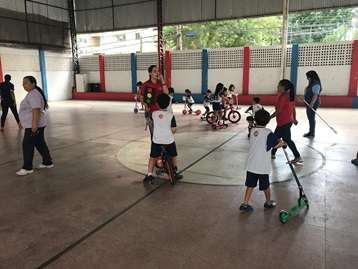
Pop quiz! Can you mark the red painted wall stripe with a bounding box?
[99,54,106,92]
[0,56,3,82]
[165,50,172,87]
[242,46,250,95]
[348,40,358,97]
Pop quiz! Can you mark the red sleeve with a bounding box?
[140,82,146,95]
[276,94,287,111]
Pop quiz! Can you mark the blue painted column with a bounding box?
[39,49,48,99]
[131,53,137,93]
[290,44,299,92]
[201,49,209,94]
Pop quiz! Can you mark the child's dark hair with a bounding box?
[156,93,170,109]
[228,84,235,91]
[214,83,224,99]
[254,109,270,126]
[4,74,11,81]
[185,89,191,93]
[136,81,142,87]
[253,97,260,103]
[24,76,49,110]
[278,79,295,102]
[168,87,175,94]
[206,89,212,94]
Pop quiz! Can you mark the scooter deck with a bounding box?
[212,124,228,129]
[280,197,309,224]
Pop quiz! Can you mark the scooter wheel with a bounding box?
[134,108,138,113]
[279,210,289,224]
[182,110,187,115]
[196,110,201,115]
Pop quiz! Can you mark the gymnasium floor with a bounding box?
[0,100,357,269]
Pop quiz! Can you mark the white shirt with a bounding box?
[252,104,263,119]
[152,110,175,145]
[245,127,277,174]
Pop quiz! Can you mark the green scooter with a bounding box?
[279,146,309,224]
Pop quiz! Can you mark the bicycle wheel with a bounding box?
[164,156,176,185]
[155,156,163,168]
[206,111,215,124]
[228,111,241,123]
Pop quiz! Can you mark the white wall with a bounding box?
[105,71,132,92]
[0,47,72,102]
[296,66,351,96]
[46,71,72,100]
[249,68,281,95]
[137,70,149,84]
[208,68,243,94]
[171,69,202,94]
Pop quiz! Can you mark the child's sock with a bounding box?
[147,172,152,176]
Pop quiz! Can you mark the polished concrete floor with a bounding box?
[0,100,357,269]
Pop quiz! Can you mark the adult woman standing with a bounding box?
[139,65,168,138]
[303,70,322,137]
[16,76,53,176]
[270,79,302,164]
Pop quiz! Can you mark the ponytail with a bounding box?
[279,79,295,102]
[24,76,49,110]
[36,86,49,110]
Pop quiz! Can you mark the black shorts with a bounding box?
[150,142,177,158]
[246,116,254,122]
[245,171,270,190]
[212,102,221,111]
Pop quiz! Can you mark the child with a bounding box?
[184,89,195,114]
[212,83,224,126]
[143,93,183,183]
[220,87,230,120]
[245,97,263,137]
[168,87,178,112]
[240,109,285,211]
[201,89,212,120]
[352,151,358,166]
[136,81,144,110]
[227,84,235,101]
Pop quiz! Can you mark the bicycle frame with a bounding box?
[155,146,176,185]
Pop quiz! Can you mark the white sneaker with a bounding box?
[16,169,34,176]
[38,164,54,169]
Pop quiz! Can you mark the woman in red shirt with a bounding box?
[139,65,168,138]
[270,79,302,164]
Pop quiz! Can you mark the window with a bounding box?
[117,34,126,41]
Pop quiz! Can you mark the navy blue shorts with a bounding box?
[150,142,177,158]
[245,171,270,190]
[212,102,221,111]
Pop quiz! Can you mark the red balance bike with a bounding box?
[155,145,183,185]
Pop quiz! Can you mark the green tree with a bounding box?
[164,8,357,50]
[164,17,282,50]
[287,9,355,44]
